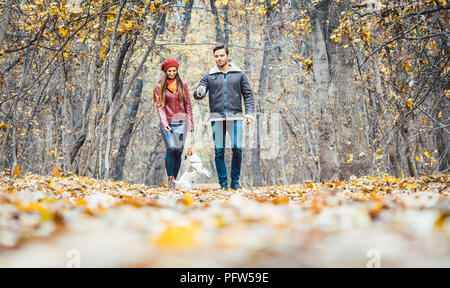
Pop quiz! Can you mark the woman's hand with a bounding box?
[186,147,193,156]
[164,125,172,132]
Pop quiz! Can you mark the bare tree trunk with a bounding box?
[104,0,126,180]
[332,43,371,178]
[388,131,402,178]
[0,0,13,50]
[309,8,340,181]
[435,101,449,172]
[243,0,251,73]
[400,125,418,177]
[180,0,194,43]
[113,78,143,181]
[279,116,288,185]
[7,47,32,177]
[210,0,223,43]
[60,64,72,174]
[323,2,371,179]
[223,3,230,45]
[252,13,273,186]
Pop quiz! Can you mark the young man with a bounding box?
[193,44,255,190]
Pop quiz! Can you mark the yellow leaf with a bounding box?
[406,99,413,109]
[347,154,354,163]
[156,225,197,249]
[18,201,53,221]
[434,212,449,230]
[424,151,431,158]
[182,192,194,207]
[405,183,418,190]
[59,27,68,37]
[416,156,420,162]
[215,215,226,228]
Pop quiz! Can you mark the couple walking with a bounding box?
[153,44,255,190]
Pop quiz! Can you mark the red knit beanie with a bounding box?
[161,58,179,72]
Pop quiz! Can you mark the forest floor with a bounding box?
[0,172,449,267]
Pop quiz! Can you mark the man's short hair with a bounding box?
[213,44,229,55]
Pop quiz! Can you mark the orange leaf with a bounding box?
[272,196,290,205]
[403,61,412,71]
[13,164,21,179]
[52,165,62,177]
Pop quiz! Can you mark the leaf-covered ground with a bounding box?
[0,172,449,267]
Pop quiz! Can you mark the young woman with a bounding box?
[153,58,194,189]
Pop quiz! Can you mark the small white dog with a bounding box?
[173,153,212,190]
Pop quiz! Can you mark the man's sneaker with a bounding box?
[220,184,228,191]
[230,183,243,190]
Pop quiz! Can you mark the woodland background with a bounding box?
[0,0,448,187]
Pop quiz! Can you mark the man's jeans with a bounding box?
[211,120,243,187]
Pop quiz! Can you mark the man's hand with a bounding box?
[164,125,172,132]
[197,86,206,96]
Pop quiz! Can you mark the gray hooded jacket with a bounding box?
[193,63,255,122]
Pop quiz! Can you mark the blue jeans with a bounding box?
[160,121,187,178]
[211,120,243,187]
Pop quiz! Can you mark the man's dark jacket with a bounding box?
[193,63,255,122]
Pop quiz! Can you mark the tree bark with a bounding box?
[309,5,340,181]
[210,0,223,43]
[113,78,143,181]
[388,131,402,178]
[0,0,13,51]
[180,0,195,43]
[400,125,418,177]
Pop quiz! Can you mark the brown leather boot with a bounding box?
[168,176,176,190]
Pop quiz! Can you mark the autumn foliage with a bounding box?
[0,171,448,267]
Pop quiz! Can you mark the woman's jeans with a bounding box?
[211,120,243,187]
[160,120,187,178]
